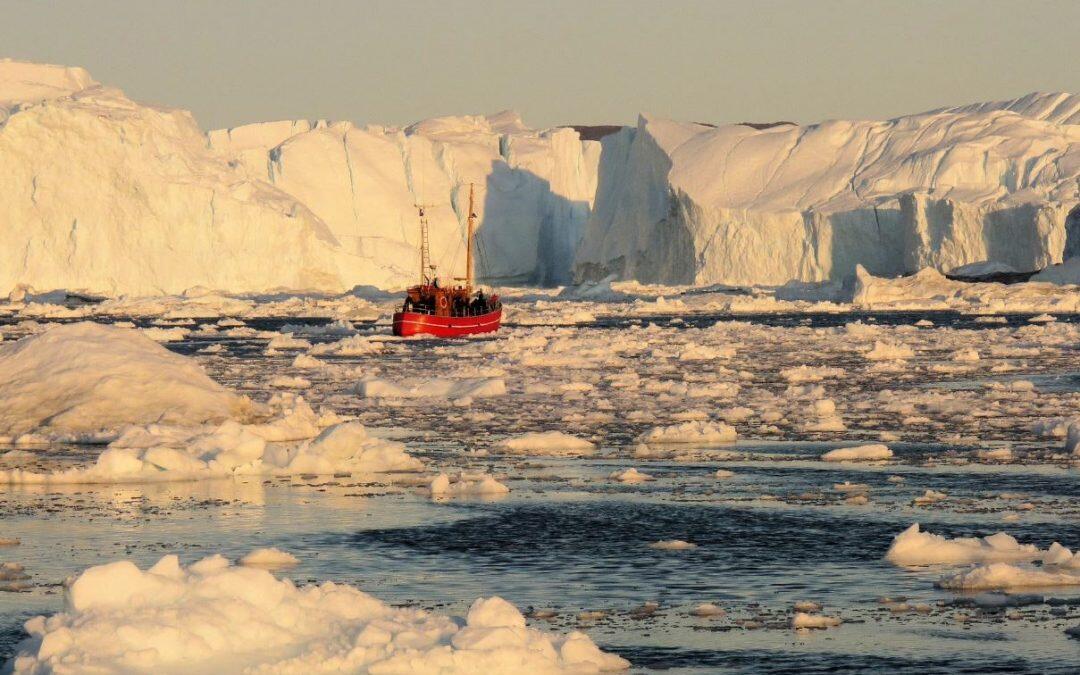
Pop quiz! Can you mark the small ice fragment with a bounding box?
[648,540,698,551]
[690,603,725,617]
[821,444,892,462]
[610,468,654,483]
[792,612,841,629]
[239,548,299,569]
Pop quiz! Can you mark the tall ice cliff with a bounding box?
[575,95,1080,285]
[1,59,1077,295]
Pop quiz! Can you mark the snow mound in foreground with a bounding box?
[498,431,596,456]
[7,553,629,674]
[885,524,1046,566]
[0,322,246,437]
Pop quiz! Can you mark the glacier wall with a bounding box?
[575,95,1080,285]
[206,112,600,289]
[0,61,343,296]
[0,60,598,296]
[2,59,1078,296]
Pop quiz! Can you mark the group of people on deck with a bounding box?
[401,280,492,317]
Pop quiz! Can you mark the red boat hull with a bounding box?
[392,308,502,337]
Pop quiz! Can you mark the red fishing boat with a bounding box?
[392,184,502,337]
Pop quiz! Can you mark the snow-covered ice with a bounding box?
[885,524,1046,566]
[0,322,247,438]
[7,553,628,673]
[357,377,507,401]
[821,444,893,462]
[498,431,596,456]
[637,421,736,444]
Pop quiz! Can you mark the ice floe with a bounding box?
[0,417,422,484]
[885,524,1046,566]
[820,444,893,462]
[498,431,596,456]
[0,323,248,438]
[357,377,507,401]
[7,552,628,673]
[429,473,510,498]
[636,421,736,444]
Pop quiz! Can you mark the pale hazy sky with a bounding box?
[3,0,1078,131]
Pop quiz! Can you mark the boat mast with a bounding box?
[415,203,433,284]
[465,183,476,291]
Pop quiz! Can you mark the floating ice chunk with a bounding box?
[820,444,892,462]
[977,447,1013,461]
[266,334,311,350]
[139,326,188,342]
[648,540,698,551]
[270,376,311,389]
[429,472,510,498]
[357,377,506,400]
[0,418,420,484]
[913,489,948,505]
[689,603,725,617]
[290,353,327,369]
[951,348,980,362]
[0,323,247,437]
[283,422,424,475]
[719,406,754,423]
[1043,542,1080,568]
[308,335,384,356]
[498,431,596,456]
[802,416,847,432]
[988,379,1035,392]
[10,553,628,672]
[779,365,845,383]
[792,612,841,629]
[938,562,1080,590]
[949,260,1019,277]
[0,562,28,581]
[239,547,299,569]
[714,469,735,479]
[637,421,736,444]
[1029,314,1056,323]
[609,468,654,483]
[885,524,1045,566]
[280,319,355,337]
[833,482,869,493]
[865,341,914,361]
[679,344,735,361]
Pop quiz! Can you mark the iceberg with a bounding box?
[3,59,1078,295]
[575,94,1080,286]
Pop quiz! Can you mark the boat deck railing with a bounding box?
[399,302,500,318]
